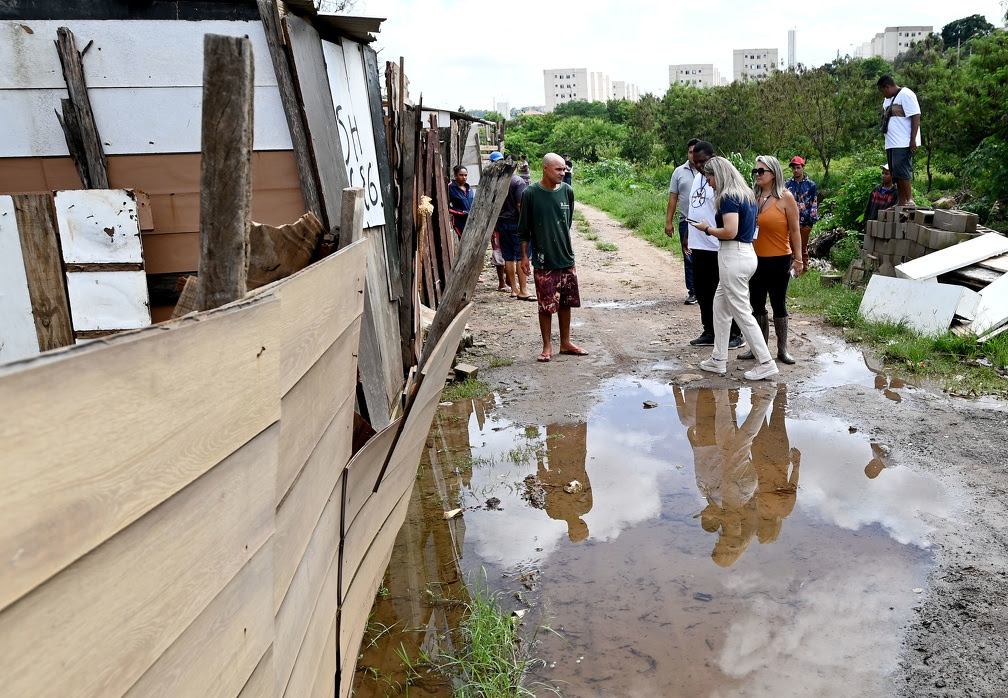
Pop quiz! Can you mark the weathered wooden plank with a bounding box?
[0,423,277,697]
[365,222,407,418]
[256,0,324,224]
[238,646,274,698]
[11,193,75,352]
[342,417,403,545]
[248,212,323,291]
[363,44,401,301]
[397,106,418,372]
[430,135,455,273]
[124,539,274,698]
[274,390,354,612]
[337,187,365,250]
[0,196,39,362]
[198,33,254,311]
[0,297,281,612]
[420,157,515,367]
[284,12,348,232]
[54,26,109,188]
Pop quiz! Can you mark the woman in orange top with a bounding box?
[739,155,803,364]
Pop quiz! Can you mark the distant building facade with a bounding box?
[854,26,933,60]
[669,63,723,88]
[611,80,640,101]
[733,48,778,81]
[495,100,511,119]
[788,29,796,67]
[544,67,639,110]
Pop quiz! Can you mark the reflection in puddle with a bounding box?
[354,379,958,697]
[810,337,912,402]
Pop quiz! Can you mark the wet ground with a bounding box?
[353,349,960,697]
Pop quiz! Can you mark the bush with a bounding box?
[830,232,862,271]
[581,158,634,186]
[963,135,1008,221]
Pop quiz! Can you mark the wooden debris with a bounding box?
[54,27,108,189]
[197,34,253,312]
[337,188,365,251]
[171,276,200,319]
[247,212,323,290]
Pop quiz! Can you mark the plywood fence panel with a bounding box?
[338,489,411,688]
[0,423,277,697]
[267,239,367,394]
[124,539,274,698]
[311,616,339,698]
[274,466,343,694]
[342,417,404,541]
[363,222,405,413]
[239,646,275,698]
[0,297,281,612]
[142,188,305,236]
[273,391,354,611]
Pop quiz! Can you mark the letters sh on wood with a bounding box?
[322,39,386,228]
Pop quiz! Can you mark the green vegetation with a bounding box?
[595,241,618,252]
[442,378,492,401]
[488,355,514,368]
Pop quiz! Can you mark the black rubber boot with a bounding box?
[738,314,768,360]
[775,316,795,364]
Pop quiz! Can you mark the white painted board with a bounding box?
[972,271,1008,337]
[0,196,40,363]
[0,86,292,157]
[55,189,144,264]
[461,129,482,186]
[322,39,385,228]
[65,271,151,331]
[0,20,278,90]
[954,287,981,322]
[895,233,1008,281]
[858,275,968,336]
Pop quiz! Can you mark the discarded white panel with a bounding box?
[895,233,1008,281]
[859,275,970,336]
[65,271,150,331]
[971,272,1008,338]
[0,195,39,362]
[54,189,144,264]
[954,287,982,322]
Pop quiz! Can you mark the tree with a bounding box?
[484,110,505,123]
[800,64,860,182]
[898,50,963,190]
[554,101,609,119]
[941,14,995,48]
[544,117,627,162]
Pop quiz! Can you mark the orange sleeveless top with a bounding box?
[754,196,792,257]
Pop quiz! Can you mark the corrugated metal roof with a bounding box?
[283,2,385,43]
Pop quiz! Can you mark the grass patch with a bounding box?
[432,572,559,698]
[595,241,618,252]
[577,178,679,256]
[442,378,492,401]
[488,355,514,368]
[584,232,599,241]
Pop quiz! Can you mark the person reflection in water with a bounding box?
[682,388,772,566]
[538,422,592,543]
[752,385,801,544]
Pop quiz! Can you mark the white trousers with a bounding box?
[713,240,773,363]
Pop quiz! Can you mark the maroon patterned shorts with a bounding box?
[533,266,581,314]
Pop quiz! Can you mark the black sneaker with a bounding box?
[689,332,715,346]
[728,335,746,349]
[684,293,698,305]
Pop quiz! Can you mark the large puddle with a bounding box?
[354,357,959,697]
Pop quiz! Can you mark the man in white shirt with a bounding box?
[877,74,921,206]
[685,141,743,348]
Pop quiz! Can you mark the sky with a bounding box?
[347,0,1006,111]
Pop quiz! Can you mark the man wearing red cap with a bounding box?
[785,156,818,274]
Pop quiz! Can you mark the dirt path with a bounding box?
[456,202,1008,696]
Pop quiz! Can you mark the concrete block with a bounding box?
[894,239,912,257]
[931,229,960,251]
[933,209,979,233]
[453,362,479,380]
[912,209,935,225]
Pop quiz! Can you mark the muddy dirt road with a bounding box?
[452,202,1008,697]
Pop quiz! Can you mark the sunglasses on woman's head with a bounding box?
[751,168,770,176]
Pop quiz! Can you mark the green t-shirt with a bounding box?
[517,182,575,270]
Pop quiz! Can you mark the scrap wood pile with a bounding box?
[856,205,1008,341]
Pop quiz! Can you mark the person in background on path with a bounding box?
[488,151,508,291]
[863,163,897,227]
[496,158,533,300]
[877,74,921,207]
[519,153,588,363]
[686,141,744,350]
[696,156,779,381]
[563,154,573,186]
[665,137,699,305]
[739,155,803,365]
[518,154,532,184]
[447,165,474,238]
[784,156,817,274]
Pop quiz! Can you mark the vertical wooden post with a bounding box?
[337,188,365,250]
[54,27,108,189]
[197,34,254,312]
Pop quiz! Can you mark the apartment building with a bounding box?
[544,68,638,110]
[854,26,933,60]
[611,80,641,101]
[733,48,779,81]
[669,63,724,88]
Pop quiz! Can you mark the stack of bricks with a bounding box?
[862,207,984,277]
